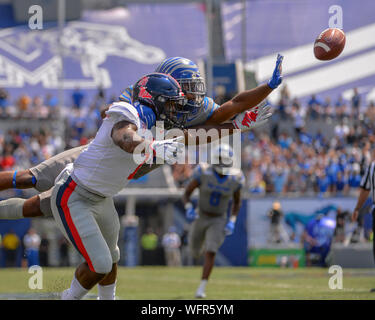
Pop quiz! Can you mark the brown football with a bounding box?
[314,28,346,61]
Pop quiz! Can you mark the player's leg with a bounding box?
[188,217,207,261]
[50,175,114,299]
[95,197,121,300]
[98,263,118,300]
[201,251,216,280]
[72,262,106,293]
[0,170,36,191]
[195,217,226,298]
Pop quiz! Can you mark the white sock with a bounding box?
[98,281,116,300]
[61,276,89,300]
[197,279,208,293]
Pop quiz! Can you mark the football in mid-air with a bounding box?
[314,28,346,60]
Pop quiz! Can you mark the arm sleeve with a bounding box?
[134,102,156,130]
[360,165,371,191]
[105,102,141,129]
[119,86,133,104]
[204,97,220,121]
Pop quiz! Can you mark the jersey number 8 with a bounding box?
[209,191,221,206]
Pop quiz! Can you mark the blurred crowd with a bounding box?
[0,129,64,171]
[239,86,374,197]
[0,88,59,119]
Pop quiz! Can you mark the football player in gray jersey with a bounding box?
[183,144,245,298]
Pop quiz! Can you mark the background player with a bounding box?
[182,143,245,298]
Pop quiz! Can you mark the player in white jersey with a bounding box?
[51,73,186,300]
[183,144,245,298]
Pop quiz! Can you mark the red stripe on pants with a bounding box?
[60,179,95,272]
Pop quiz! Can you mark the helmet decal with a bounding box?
[138,76,149,87]
[139,86,152,100]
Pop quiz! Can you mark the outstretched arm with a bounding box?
[174,101,272,145]
[206,84,272,125]
[111,121,145,154]
[112,120,185,166]
[205,54,283,125]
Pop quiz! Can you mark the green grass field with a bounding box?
[0,266,374,300]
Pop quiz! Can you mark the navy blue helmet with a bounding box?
[132,72,188,129]
[155,57,205,111]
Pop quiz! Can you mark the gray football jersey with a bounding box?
[184,97,220,127]
[191,163,245,217]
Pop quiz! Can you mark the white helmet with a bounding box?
[212,143,234,175]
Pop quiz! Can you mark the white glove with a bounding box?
[232,101,272,132]
[149,136,185,164]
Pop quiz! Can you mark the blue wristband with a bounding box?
[31,175,37,186]
[12,170,17,188]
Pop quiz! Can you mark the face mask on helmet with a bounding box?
[178,78,206,110]
[156,95,188,130]
[212,147,234,175]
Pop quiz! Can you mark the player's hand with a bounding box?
[232,101,272,132]
[267,53,283,89]
[224,220,235,236]
[352,209,359,222]
[185,202,197,222]
[149,136,185,164]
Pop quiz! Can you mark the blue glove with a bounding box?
[224,220,235,236]
[185,203,197,222]
[267,53,283,89]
